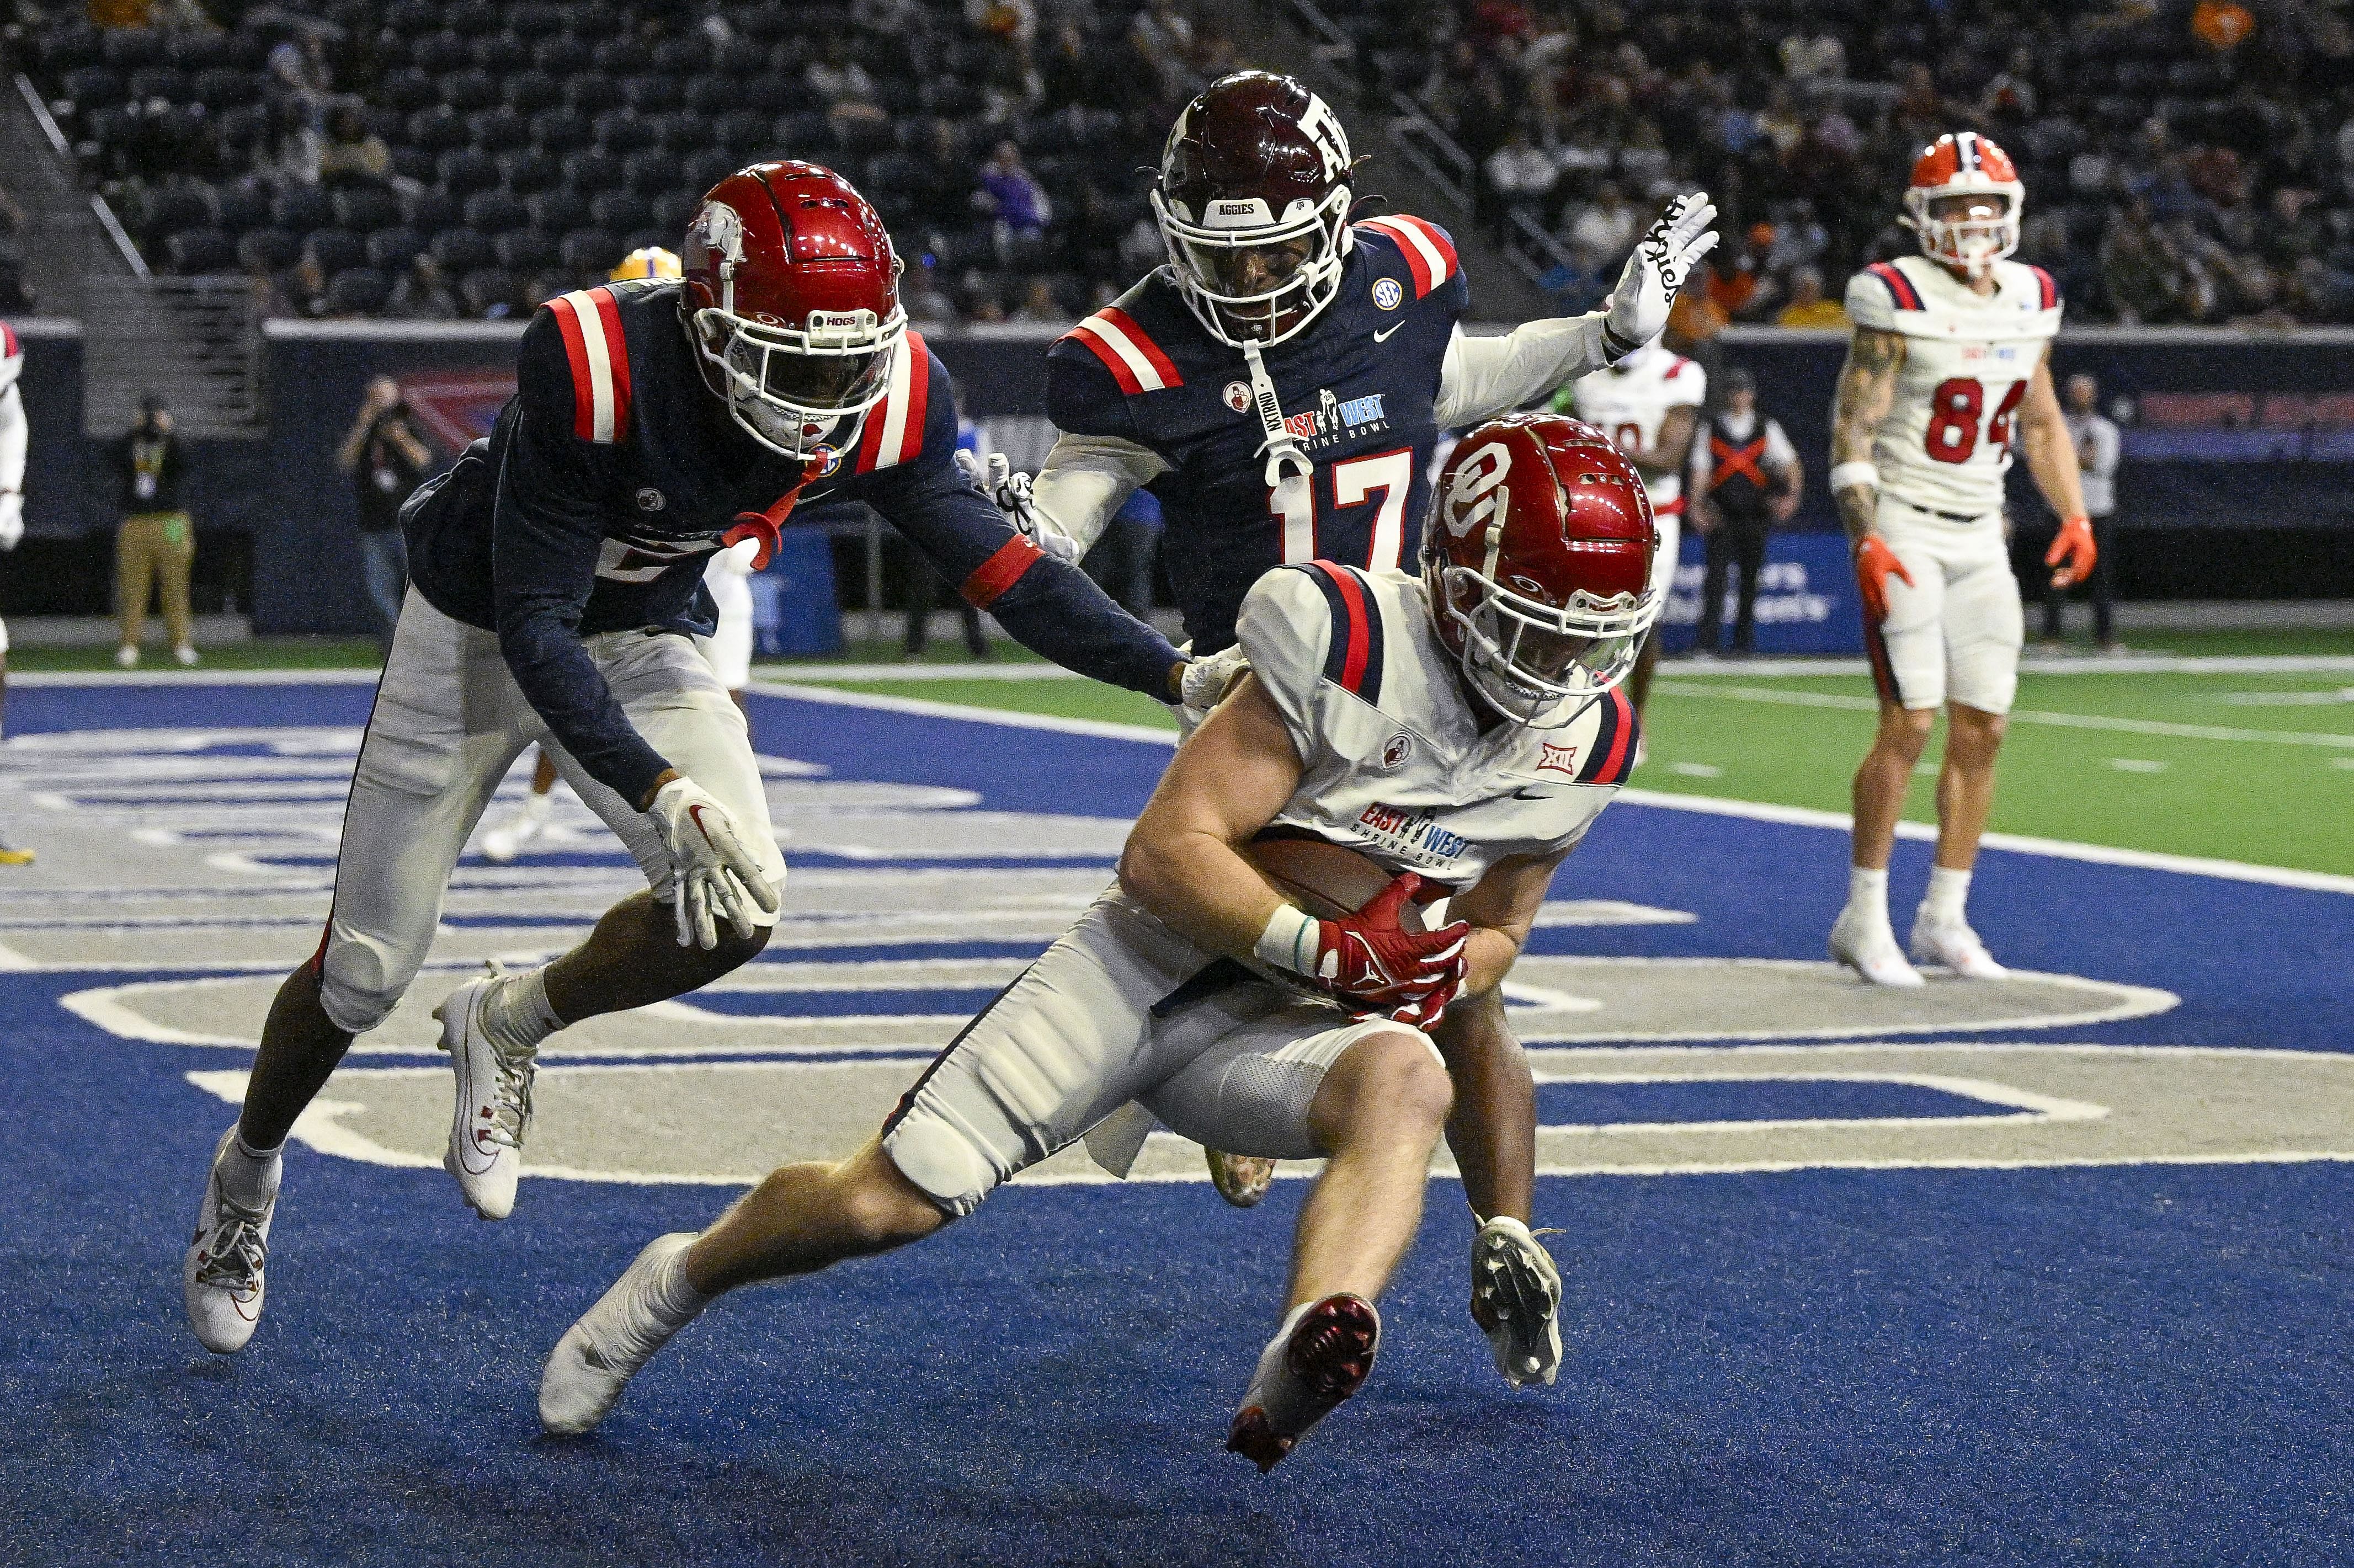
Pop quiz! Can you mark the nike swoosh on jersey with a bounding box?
[1373,322,1403,343]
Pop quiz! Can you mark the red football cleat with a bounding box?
[1226,1293,1381,1473]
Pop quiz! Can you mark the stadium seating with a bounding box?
[26,0,1225,323]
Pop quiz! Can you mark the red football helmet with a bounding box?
[1422,413,1659,727]
[1903,131,2023,278]
[1150,71,1356,347]
[680,161,906,460]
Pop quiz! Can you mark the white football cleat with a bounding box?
[1471,1217,1562,1389]
[114,644,139,669]
[1829,904,1926,988]
[173,644,200,667]
[480,792,551,863]
[1227,1293,1381,1473]
[435,973,535,1220]
[183,1128,277,1353]
[1910,912,2008,979]
[540,1232,701,1436]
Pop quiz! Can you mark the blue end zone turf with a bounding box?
[2,680,2349,1565]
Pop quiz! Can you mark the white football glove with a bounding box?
[0,493,22,551]
[645,776,781,950]
[1177,641,1251,728]
[1469,1215,1564,1389]
[955,447,1081,563]
[1602,192,1719,359]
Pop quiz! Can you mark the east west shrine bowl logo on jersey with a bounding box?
[1281,388,1389,451]
[1355,801,1469,869]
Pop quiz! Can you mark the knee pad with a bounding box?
[315,932,409,1034]
[879,1100,1000,1219]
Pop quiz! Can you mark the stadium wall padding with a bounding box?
[9,323,2354,633]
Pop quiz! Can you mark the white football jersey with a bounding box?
[1566,342,1706,513]
[1235,563,1634,891]
[1844,254,2061,520]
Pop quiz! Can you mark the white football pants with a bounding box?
[1866,499,2024,715]
[312,588,784,1034]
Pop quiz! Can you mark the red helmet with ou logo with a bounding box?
[1903,131,2023,278]
[680,161,906,460]
[1423,413,1659,728]
[1150,71,1355,348]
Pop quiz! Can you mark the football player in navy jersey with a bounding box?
[963,72,1714,1377]
[178,162,1187,1356]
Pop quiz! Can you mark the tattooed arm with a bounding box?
[1828,326,1906,543]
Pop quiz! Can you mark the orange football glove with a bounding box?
[2046,514,2097,589]
[1852,535,1914,625]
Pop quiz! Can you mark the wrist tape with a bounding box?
[1253,903,1320,977]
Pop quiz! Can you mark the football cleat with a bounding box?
[1469,1217,1563,1389]
[539,1232,701,1436]
[480,792,551,863]
[1910,912,2007,979]
[1226,1293,1381,1473]
[1206,1148,1276,1208]
[434,973,536,1220]
[183,1127,277,1354]
[114,644,139,669]
[173,644,199,667]
[1829,904,1925,988]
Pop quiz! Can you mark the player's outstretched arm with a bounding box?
[2017,351,2096,587]
[887,455,1185,701]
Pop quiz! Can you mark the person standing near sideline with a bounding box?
[0,321,29,863]
[335,377,433,655]
[2043,372,2121,653]
[114,393,197,669]
[1689,365,1801,657]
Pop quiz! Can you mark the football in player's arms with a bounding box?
[179,163,1186,1357]
[537,413,1661,1464]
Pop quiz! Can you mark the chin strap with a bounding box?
[721,456,824,569]
[1240,338,1314,521]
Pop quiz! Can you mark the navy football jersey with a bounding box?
[404,279,1179,803]
[1045,216,1469,654]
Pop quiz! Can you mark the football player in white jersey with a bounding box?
[536,415,1660,1468]
[0,322,27,864]
[1826,133,2095,986]
[1560,337,1706,729]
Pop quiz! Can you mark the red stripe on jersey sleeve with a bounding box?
[1,322,19,358]
[1098,308,1180,389]
[1867,262,1925,312]
[1326,563,1374,695]
[590,287,630,435]
[1396,215,1457,279]
[547,294,595,440]
[1364,220,1433,297]
[892,329,930,466]
[961,534,1044,608]
[1064,318,1142,395]
[1595,687,1636,782]
[2030,266,2058,310]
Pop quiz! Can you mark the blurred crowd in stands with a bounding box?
[1320,0,2354,324]
[17,0,1244,323]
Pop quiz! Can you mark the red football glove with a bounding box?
[2045,514,2097,589]
[1308,873,1471,1028]
[1852,535,1914,625]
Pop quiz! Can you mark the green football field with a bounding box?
[24,629,2348,876]
[774,640,2354,879]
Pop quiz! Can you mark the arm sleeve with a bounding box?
[1029,429,1169,557]
[869,433,1182,700]
[491,311,670,806]
[0,382,26,495]
[1233,567,1334,765]
[1434,316,1615,429]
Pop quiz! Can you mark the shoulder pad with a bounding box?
[1239,562,1393,764]
[1058,305,1183,396]
[1352,215,1459,301]
[1845,262,1923,332]
[1572,687,1640,786]
[541,286,633,443]
[849,330,934,474]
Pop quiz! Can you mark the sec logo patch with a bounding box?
[809,444,844,477]
[1222,381,1250,414]
[1380,732,1415,770]
[1372,276,1404,311]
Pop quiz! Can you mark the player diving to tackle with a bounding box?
[961,72,1712,1267]
[179,162,1188,1353]
[1827,133,2094,986]
[539,413,1660,1468]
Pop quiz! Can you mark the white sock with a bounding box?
[220,1129,282,1207]
[480,966,564,1056]
[644,1239,709,1326]
[1847,866,1890,926]
[1924,865,1972,925]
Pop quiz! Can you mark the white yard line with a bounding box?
[1652,681,2354,748]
